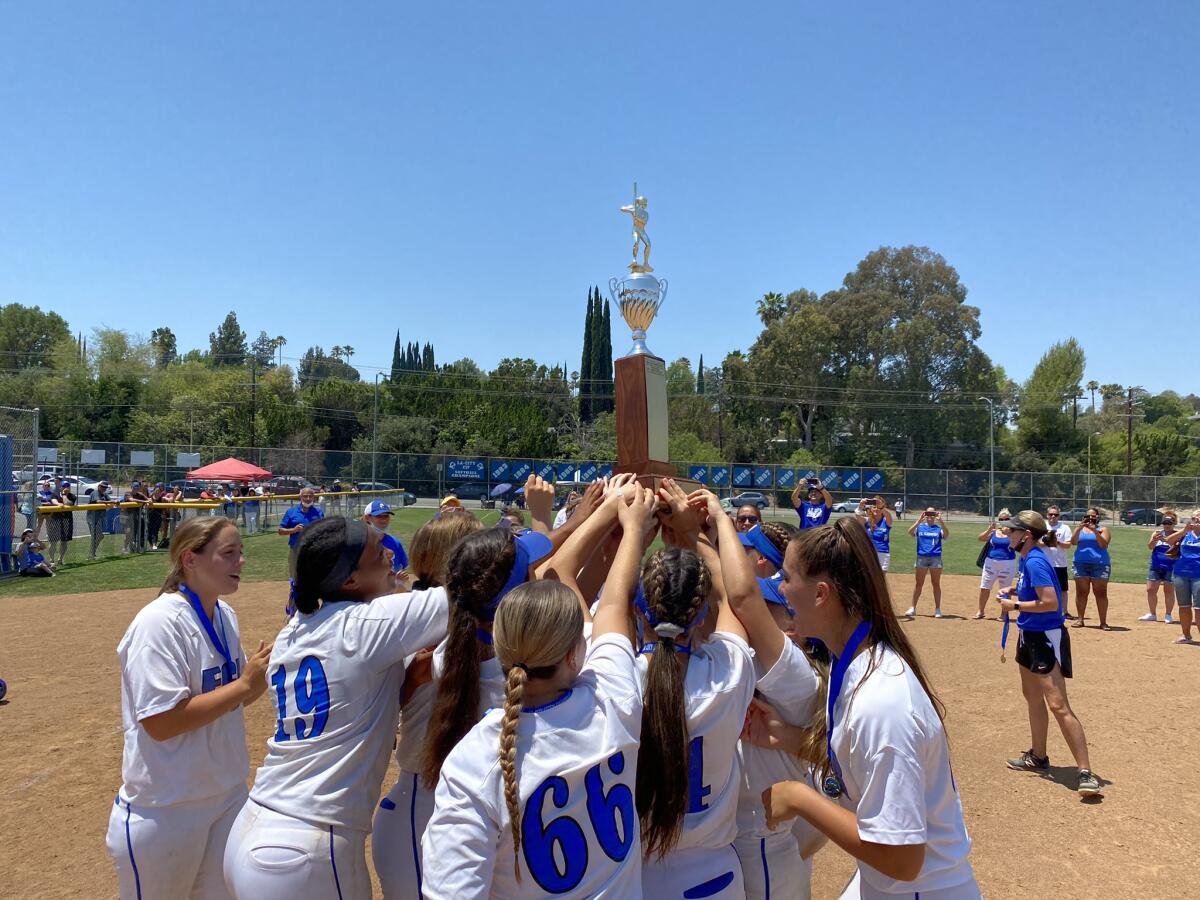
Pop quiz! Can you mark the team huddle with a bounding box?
[106,474,986,899]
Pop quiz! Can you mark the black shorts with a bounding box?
[1016,628,1072,678]
[1054,566,1069,593]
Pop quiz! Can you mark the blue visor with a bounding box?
[758,574,795,617]
[739,526,784,569]
[484,530,554,618]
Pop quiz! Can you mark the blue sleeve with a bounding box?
[1027,557,1055,588]
[280,508,299,528]
[393,539,408,570]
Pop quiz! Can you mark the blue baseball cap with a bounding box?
[364,500,392,517]
[738,526,785,569]
[757,574,795,617]
[483,530,554,618]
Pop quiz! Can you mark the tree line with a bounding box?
[2,244,1197,478]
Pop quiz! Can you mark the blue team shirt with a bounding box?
[986,532,1016,561]
[1016,547,1064,631]
[915,523,943,556]
[280,504,324,547]
[796,501,831,529]
[1173,531,1200,579]
[1149,533,1176,572]
[866,517,890,553]
[379,531,409,572]
[1073,528,1110,565]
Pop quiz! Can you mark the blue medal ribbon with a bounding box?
[824,620,872,799]
[180,584,237,683]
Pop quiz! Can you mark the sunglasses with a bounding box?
[737,515,761,524]
[1047,512,1059,516]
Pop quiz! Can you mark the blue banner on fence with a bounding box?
[841,469,861,491]
[489,459,510,481]
[754,466,774,488]
[820,470,840,489]
[508,460,533,483]
[689,465,709,483]
[555,462,577,481]
[599,463,614,478]
[447,459,485,481]
[732,465,753,487]
[710,466,729,486]
[776,468,796,488]
[534,460,555,480]
[578,462,599,482]
[863,469,886,492]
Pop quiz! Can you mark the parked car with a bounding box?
[832,497,864,513]
[726,491,770,510]
[1122,508,1164,526]
[446,481,492,503]
[1058,508,1101,522]
[265,476,318,495]
[354,481,394,492]
[165,479,208,500]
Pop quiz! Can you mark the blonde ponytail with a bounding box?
[499,664,528,882]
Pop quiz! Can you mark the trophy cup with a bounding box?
[609,185,675,486]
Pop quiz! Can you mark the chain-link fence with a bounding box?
[23,438,1200,522]
[1,406,40,574]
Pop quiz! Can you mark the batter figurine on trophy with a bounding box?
[609,184,676,487]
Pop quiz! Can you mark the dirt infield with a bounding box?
[0,574,1194,899]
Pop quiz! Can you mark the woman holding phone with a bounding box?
[1141,510,1178,624]
[1161,512,1200,644]
[791,478,832,530]
[974,510,1017,619]
[905,508,949,618]
[856,496,894,572]
[1069,508,1112,630]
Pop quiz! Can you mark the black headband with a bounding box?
[316,519,369,598]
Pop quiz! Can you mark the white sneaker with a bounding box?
[934,609,945,619]
[1138,613,1158,622]
[903,607,916,618]
[1165,615,1175,624]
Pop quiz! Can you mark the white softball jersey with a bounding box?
[831,644,978,896]
[115,591,249,807]
[247,587,449,833]
[421,633,643,899]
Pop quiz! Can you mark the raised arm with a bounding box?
[977,522,996,542]
[141,641,272,742]
[906,519,920,537]
[592,485,657,645]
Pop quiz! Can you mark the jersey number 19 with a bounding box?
[271,655,330,742]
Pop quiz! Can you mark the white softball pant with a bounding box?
[979,557,1017,590]
[734,830,814,900]
[222,799,370,900]
[371,769,434,899]
[839,868,982,899]
[105,783,246,900]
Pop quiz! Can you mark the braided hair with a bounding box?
[636,547,713,859]
[492,580,583,881]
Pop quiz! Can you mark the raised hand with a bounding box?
[617,484,658,537]
[524,474,556,528]
[242,641,274,703]
[657,478,701,547]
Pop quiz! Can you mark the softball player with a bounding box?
[420,484,658,898]
[974,510,1017,619]
[222,517,451,899]
[105,517,273,900]
[738,521,794,577]
[762,518,981,899]
[630,483,756,899]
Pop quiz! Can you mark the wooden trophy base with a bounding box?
[614,354,698,493]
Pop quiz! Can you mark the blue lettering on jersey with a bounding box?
[687,735,711,813]
[522,751,635,893]
[201,659,239,694]
[271,655,331,742]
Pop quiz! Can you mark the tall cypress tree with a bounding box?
[422,342,434,371]
[696,354,705,395]
[580,288,595,423]
[391,331,402,379]
[599,293,614,413]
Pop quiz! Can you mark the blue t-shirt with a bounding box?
[16,543,45,572]
[380,531,409,573]
[986,531,1016,561]
[915,523,943,557]
[1149,532,1176,572]
[796,501,831,529]
[243,493,260,511]
[1073,528,1110,565]
[280,504,324,547]
[1016,547,1064,631]
[1173,531,1200,579]
[866,517,890,553]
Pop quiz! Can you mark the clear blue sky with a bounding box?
[2,2,1196,393]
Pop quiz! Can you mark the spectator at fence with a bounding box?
[16,528,55,577]
[123,481,149,553]
[1163,513,1200,644]
[791,477,833,528]
[240,485,261,533]
[161,483,183,546]
[1141,510,1178,624]
[1042,506,1076,619]
[975,510,1017,619]
[35,478,56,539]
[221,483,236,520]
[857,495,894,571]
[47,479,77,567]
[905,507,949,618]
[733,503,762,532]
[146,483,167,550]
[1070,507,1112,630]
[278,486,323,576]
[87,480,117,560]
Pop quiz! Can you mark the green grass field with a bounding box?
[2,509,1160,599]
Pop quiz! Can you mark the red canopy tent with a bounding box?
[186,457,273,483]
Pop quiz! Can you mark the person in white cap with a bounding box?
[363,500,409,589]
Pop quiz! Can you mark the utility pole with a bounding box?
[250,360,257,451]
[1126,387,1134,476]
